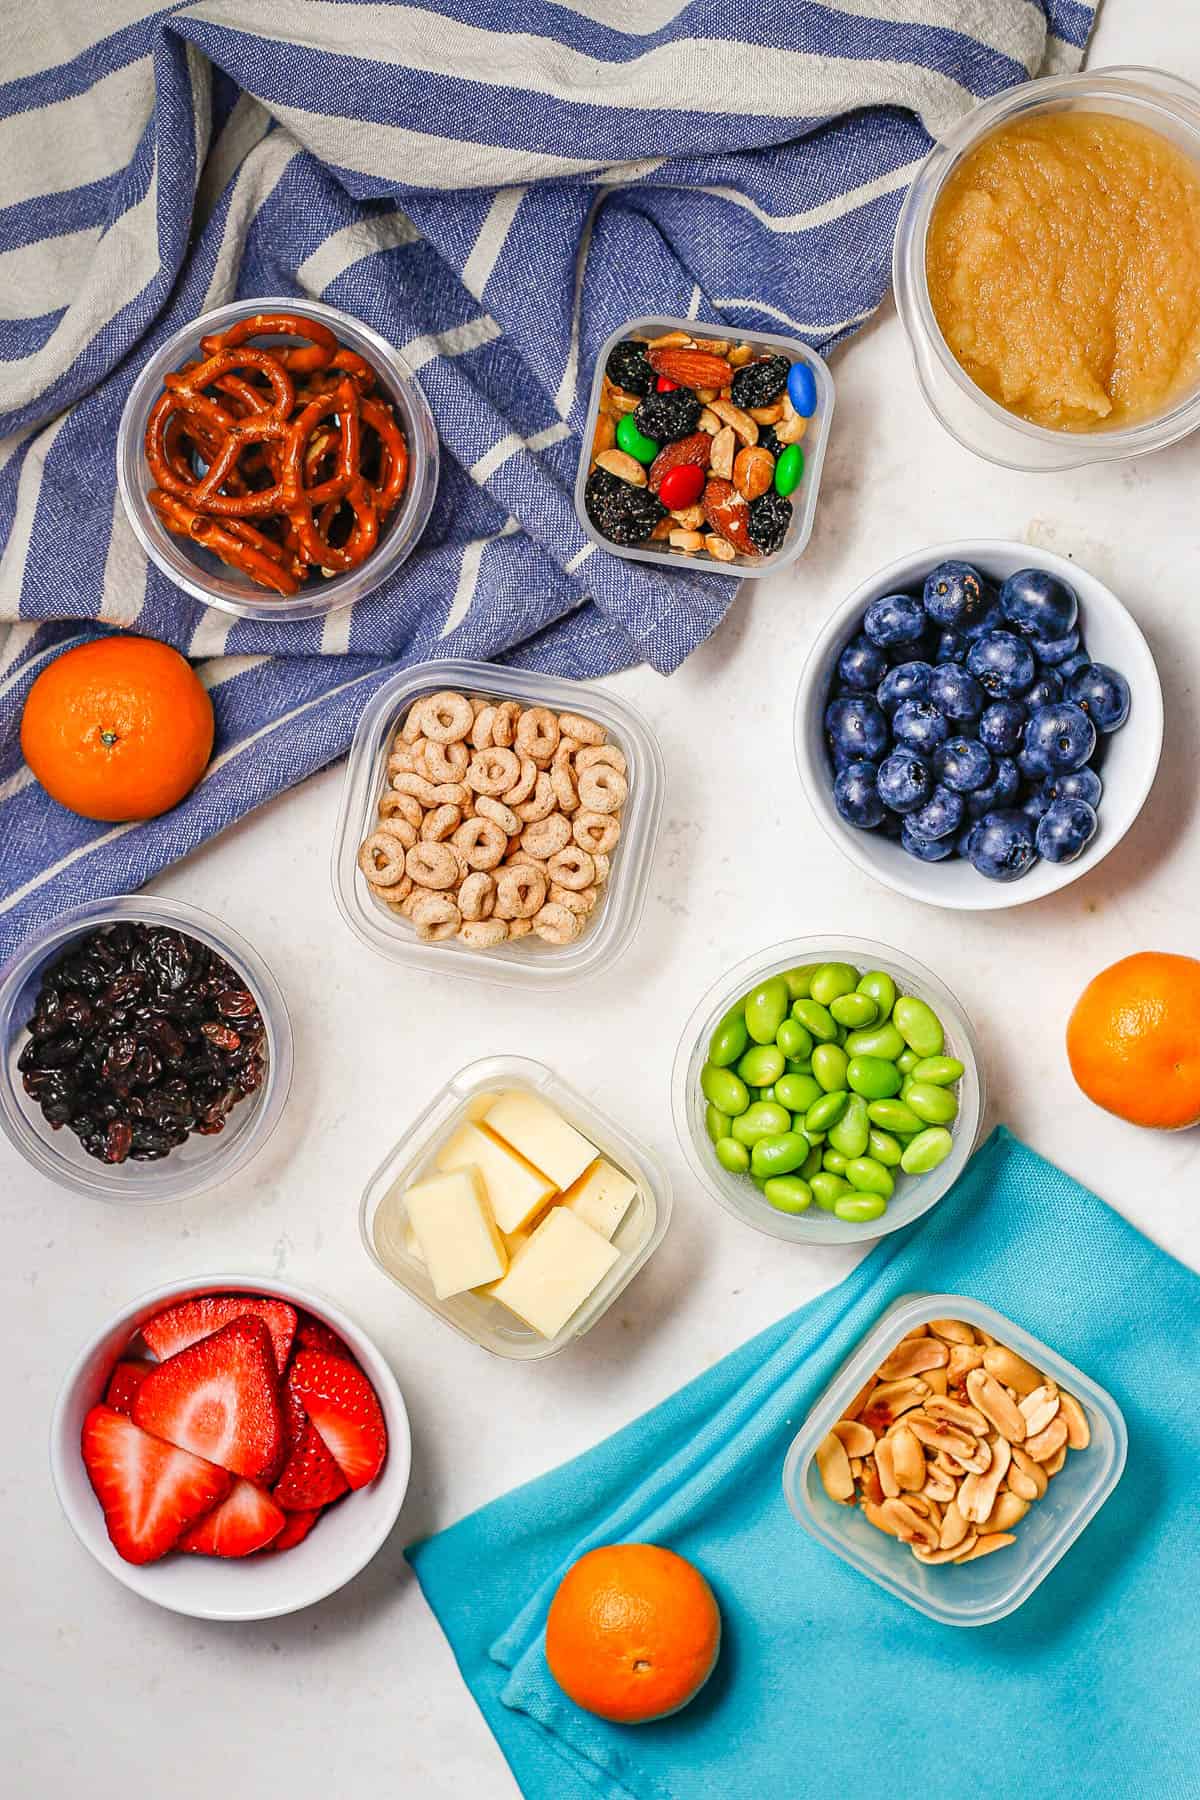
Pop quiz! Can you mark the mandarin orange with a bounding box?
[1066,951,1200,1129]
[21,636,213,822]
[544,1542,721,1725]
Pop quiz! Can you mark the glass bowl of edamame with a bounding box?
[671,937,984,1244]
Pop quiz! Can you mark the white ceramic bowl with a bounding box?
[50,1275,412,1620]
[794,541,1163,910]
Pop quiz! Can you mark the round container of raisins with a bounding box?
[0,897,293,1203]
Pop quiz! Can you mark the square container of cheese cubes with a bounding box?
[359,1055,672,1359]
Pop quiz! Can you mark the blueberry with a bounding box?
[1022,788,1053,824]
[1030,627,1081,667]
[922,560,989,630]
[966,756,1020,820]
[877,660,932,716]
[1023,702,1097,775]
[901,820,956,861]
[978,700,1027,756]
[1036,798,1098,863]
[837,634,889,693]
[863,593,926,649]
[877,750,932,814]
[955,823,976,859]
[892,698,950,755]
[966,630,1036,699]
[999,567,1079,641]
[928,664,984,723]
[935,629,967,665]
[834,759,885,830]
[961,602,1005,644]
[1045,766,1102,808]
[1065,661,1131,733]
[935,736,994,794]
[825,696,889,767]
[1024,669,1064,712]
[1058,649,1091,680]
[966,809,1038,882]
[908,783,964,841]
[1017,744,1052,783]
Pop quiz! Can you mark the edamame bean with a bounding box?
[751,1132,810,1178]
[867,1097,923,1135]
[701,1063,749,1116]
[805,1090,849,1134]
[911,1055,965,1087]
[715,1136,750,1174]
[812,1042,849,1093]
[846,1055,903,1100]
[782,965,818,999]
[897,1048,919,1074]
[843,1022,906,1062]
[856,970,896,1019]
[776,1018,813,1061]
[834,1192,888,1224]
[800,1143,823,1180]
[810,1172,851,1212]
[764,1175,812,1214]
[900,1126,954,1175]
[708,1008,749,1068]
[822,1148,848,1175]
[893,995,945,1058]
[775,1072,821,1113]
[829,992,878,1029]
[730,1100,790,1146]
[829,1092,869,1159]
[906,1081,959,1126]
[810,962,858,1006]
[705,1104,731,1144]
[785,1057,813,1076]
[737,1044,785,1088]
[792,997,838,1042]
[845,1156,894,1199]
[868,1127,903,1167]
[745,977,790,1044]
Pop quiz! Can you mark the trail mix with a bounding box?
[358,690,626,950]
[816,1316,1091,1566]
[584,329,817,564]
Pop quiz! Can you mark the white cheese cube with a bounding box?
[484,1090,597,1191]
[404,1167,507,1299]
[487,1206,619,1338]
[559,1158,637,1241]
[435,1120,557,1235]
[476,1224,535,1296]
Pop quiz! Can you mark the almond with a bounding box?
[702,478,755,555]
[647,345,734,389]
[733,445,776,501]
[647,431,711,494]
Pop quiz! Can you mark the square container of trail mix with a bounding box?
[575,315,834,578]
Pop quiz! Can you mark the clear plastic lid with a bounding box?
[358,1056,672,1360]
[331,658,665,987]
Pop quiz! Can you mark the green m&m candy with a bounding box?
[615,413,659,465]
[774,443,804,496]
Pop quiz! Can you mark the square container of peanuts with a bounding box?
[332,659,666,985]
[782,1293,1126,1626]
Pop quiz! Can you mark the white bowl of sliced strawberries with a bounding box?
[50,1276,411,1619]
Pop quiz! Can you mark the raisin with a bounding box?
[604,340,656,398]
[633,388,702,446]
[104,1121,133,1164]
[584,468,666,547]
[729,355,790,410]
[747,490,792,554]
[215,988,258,1019]
[758,425,783,462]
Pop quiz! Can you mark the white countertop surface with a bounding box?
[6,9,1200,1795]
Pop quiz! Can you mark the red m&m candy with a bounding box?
[657,463,705,510]
[655,376,678,392]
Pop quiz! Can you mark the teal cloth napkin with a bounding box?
[407,1130,1200,1800]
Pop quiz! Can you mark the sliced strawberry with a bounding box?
[292,1314,356,1363]
[268,1507,322,1553]
[132,1315,285,1482]
[81,1405,232,1566]
[141,1294,297,1373]
[288,1350,387,1490]
[273,1414,349,1511]
[104,1359,154,1418]
[176,1477,286,1557]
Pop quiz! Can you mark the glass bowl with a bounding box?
[574,315,834,578]
[894,66,1200,471]
[0,897,293,1203]
[782,1293,1127,1625]
[331,658,665,988]
[671,936,984,1245]
[116,295,439,621]
[359,1055,672,1360]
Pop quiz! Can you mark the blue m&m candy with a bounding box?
[787,360,817,418]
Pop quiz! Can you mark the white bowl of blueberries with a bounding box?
[795,541,1163,909]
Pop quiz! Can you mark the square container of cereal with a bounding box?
[782,1294,1127,1626]
[332,659,665,986]
[359,1056,672,1359]
[574,315,834,578]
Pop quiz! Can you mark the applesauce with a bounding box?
[926,112,1200,432]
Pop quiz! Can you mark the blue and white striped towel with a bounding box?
[0,1,1095,962]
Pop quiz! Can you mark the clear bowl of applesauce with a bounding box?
[894,66,1200,471]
